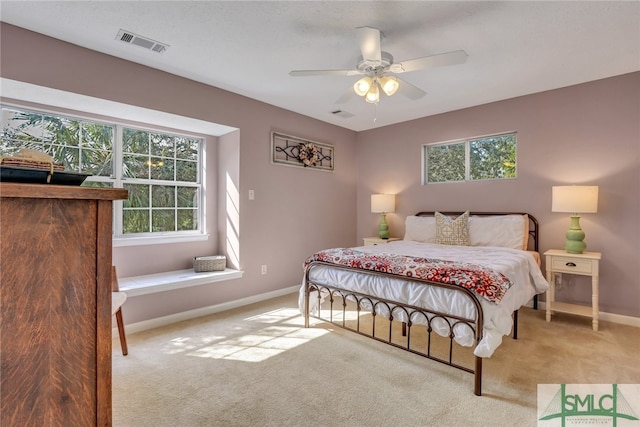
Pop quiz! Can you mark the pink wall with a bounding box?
[0,23,358,323]
[356,72,640,317]
[2,23,638,321]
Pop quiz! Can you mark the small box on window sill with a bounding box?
[193,255,226,272]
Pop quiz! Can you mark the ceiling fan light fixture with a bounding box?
[291,26,466,106]
[353,77,373,96]
[379,76,399,96]
[365,83,380,104]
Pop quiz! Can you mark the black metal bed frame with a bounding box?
[303,212,539,396]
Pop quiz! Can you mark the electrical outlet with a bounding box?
[261,265,267,275]
[555,273,562,286]
[249,190,255,200]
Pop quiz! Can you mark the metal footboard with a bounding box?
[304,261,485,396]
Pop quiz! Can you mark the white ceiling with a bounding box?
[1,1,639,132]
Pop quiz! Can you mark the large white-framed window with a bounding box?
[1,105,205,242]
[422,132,517,184]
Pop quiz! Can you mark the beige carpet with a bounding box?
[113,292,640,427]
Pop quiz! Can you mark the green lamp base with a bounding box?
[378,213,390,239]
[564,215,586,254]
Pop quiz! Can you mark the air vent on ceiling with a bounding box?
[331,110,354,119]
[116,29,169,54]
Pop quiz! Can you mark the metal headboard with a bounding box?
[414,212,539,252]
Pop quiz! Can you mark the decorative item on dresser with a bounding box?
[0,183,128,426]
[300,212,548,396]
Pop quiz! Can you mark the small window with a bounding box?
[423,132,517,184]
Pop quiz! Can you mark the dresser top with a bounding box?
[0,183,128,201]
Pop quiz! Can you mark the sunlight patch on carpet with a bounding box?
[162,307,329,362]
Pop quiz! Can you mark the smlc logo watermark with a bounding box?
[538,384,640,427]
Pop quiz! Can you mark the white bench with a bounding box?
[118,268,243,297]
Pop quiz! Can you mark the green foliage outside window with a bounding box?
[426,142,465,183]
[424,132,517,183]
[0,109,113,176]
[1,107,202,237]
[469,134,517,180]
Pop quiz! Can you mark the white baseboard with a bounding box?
[113,285,300,337]
[115,288,640,338]
[599,310,640,327]
[527,301,640,328]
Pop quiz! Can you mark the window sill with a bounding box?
[118,268,243,297]
[113,233,209,247]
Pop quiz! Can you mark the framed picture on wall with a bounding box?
[271,131,334,172]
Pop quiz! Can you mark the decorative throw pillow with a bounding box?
[435,211,470,246]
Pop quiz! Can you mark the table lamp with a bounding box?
[552,185,598,254]
[371,194,395,239]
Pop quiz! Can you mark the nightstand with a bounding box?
[363,237,401,246]
[544,249,602,331]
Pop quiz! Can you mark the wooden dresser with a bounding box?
[0,183,128,426]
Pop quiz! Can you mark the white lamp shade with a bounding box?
[371,194,395,213]
[365,83,380,104]
[379,76,399,96]
[353,77,373,96]
[552,186,599,213]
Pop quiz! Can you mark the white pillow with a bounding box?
[404,215,436,243]
[468,215,528,250]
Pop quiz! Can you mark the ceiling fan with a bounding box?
[289,26,468,104]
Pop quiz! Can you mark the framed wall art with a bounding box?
[271,132,334,172]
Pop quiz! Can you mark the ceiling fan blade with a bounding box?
[356,26,382,63]
[289,69,362,77]
[391,50,468,74]
[395,77,427,100]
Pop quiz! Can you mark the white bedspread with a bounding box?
[299,241,549,358]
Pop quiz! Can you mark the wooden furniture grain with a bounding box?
[0,183,128,427]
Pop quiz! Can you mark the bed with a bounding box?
[299,211,549,395]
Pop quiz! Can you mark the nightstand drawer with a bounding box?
[550,257,593,274]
